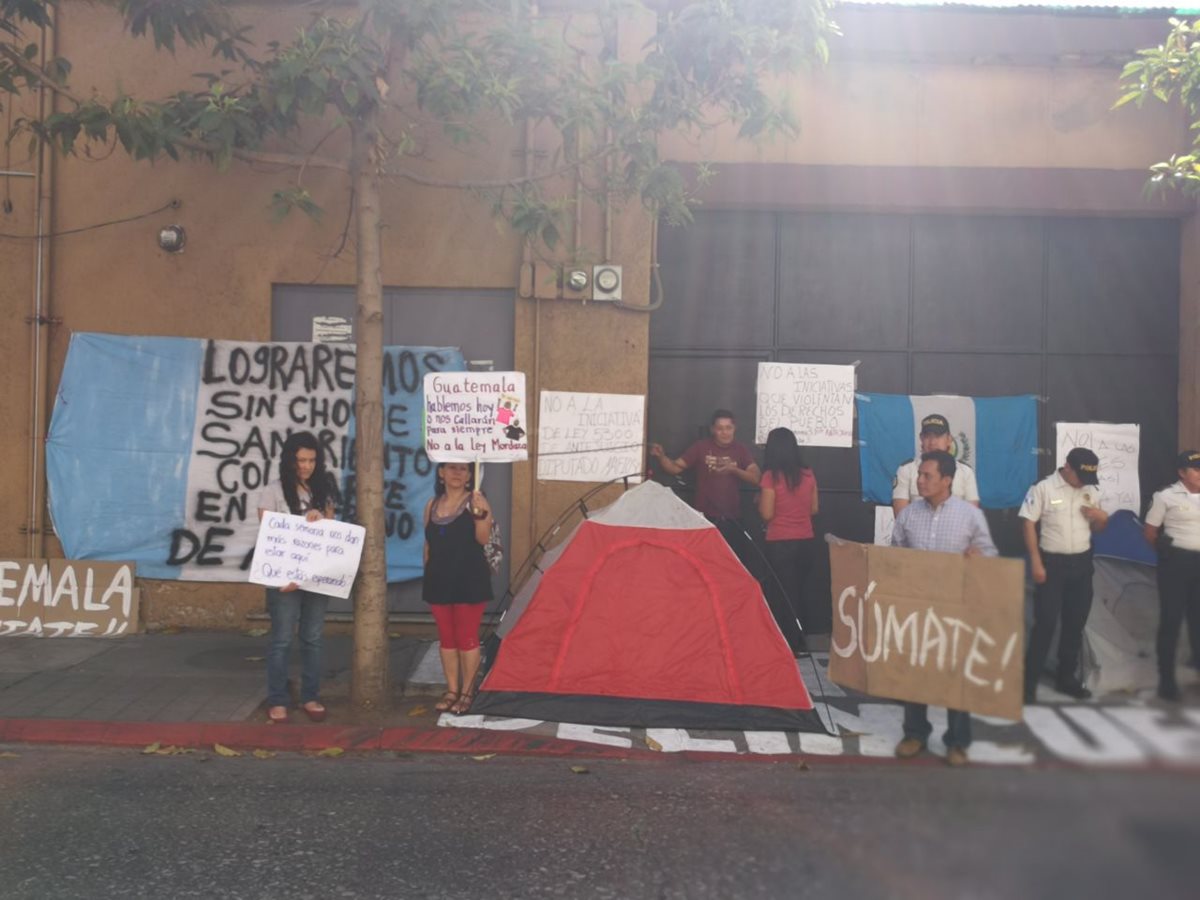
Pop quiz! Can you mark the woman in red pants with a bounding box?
[423,462,494,715]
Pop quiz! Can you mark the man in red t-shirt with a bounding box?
[650,409,761,564]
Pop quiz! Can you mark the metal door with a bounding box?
[271,285,515,614]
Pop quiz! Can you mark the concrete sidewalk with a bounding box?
[4,633,1200,769]
[0,631,437,725]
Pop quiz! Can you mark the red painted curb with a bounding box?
[0,717,679,761]
[0,716,927,765]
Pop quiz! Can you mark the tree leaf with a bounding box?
[213,743,241,757]
[645,736,663,752]
[471,753,496,761]
[569,765,590,775]
[142,742,162,755]
[407,705,429,717]
[252,749,276,759]
[317,746,344,757]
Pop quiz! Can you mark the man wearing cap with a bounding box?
[892,414,980,515]
[1143,450,1200,701]
[1020,448,1109,702]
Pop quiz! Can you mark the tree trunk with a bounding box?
[350,115,390,712]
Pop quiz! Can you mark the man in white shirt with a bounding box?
[1143,449,1200,701]
[892,413,980,515]
[1020,448,1108,703]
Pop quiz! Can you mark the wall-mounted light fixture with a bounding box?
[157,225,187,253]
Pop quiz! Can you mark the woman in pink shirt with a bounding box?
[757,427,819,655]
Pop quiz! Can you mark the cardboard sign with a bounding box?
[537,391,645,483]
[248,514,365,599]
[424,371,528,462]
[755,362,855,447]
[828,540,1025,720]
[1055,422,1140,514]
[0,559,139,637]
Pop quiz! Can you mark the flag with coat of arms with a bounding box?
[856,393,1039,509]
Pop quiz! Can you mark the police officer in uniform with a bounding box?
[1020,447,1108,702]
[1143,450,1200,702]
[892,414,980,515]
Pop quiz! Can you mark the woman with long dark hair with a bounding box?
[256,431,341,724]
[423,462,494,715]
[757,427,819,655]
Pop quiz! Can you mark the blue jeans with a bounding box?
[903,703,972,750]
[266,588,328,707]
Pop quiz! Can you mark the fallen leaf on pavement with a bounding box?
[0,751,19,759]
[795,759,810,771]
[160,627,181,635]
[245,628,269,637]
[471,753,496,761]
[407,705,429,717]
[388,632,405,638]
[317,747,344,758]
[243,656,265,662]
[213,743,241,758]
[644,736,663,752]
[142,742,162,755]
[252,749,276,759]
[569,765,590,775]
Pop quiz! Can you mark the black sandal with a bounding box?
[435,691,460,713]
[450,690,474,715]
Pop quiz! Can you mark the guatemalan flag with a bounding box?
[856,393,1039,509]
[46,333,464,582]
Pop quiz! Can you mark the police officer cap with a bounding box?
[920,414,950,436]
[1178,449,1200,470]
[1065,447,1100,485]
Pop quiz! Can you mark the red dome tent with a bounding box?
[472,482,826,732]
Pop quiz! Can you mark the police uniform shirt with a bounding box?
[892,459,980,504]
[1019,470,1101,555]
[1145,481,1200,552]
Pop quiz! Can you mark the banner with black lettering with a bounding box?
[46,333,464,583]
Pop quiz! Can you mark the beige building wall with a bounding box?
[0,3,1192,626]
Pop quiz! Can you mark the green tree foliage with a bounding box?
[2,0,836,236]
[1117,16,1200,193]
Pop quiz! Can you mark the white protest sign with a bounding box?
[537,391,645,483]
[248,514,365,599]
[873,506,895,547]
[1055,423,1141,514]
[755,362,855,447]
[424,371,528,462]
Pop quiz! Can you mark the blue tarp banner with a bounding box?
[47,333,464,582]
[856,392,1038,509]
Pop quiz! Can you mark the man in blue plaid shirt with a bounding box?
[891,450,998,767]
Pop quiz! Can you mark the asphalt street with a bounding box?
[2,745,1197,900]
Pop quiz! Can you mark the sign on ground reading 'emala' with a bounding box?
[423,371,528,462]
[0,560,139,637]
[248,514,365,600]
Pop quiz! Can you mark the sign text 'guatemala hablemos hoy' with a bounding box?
[0,560,139,637]
[828,540,1025,721]
[423,371,528,462]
